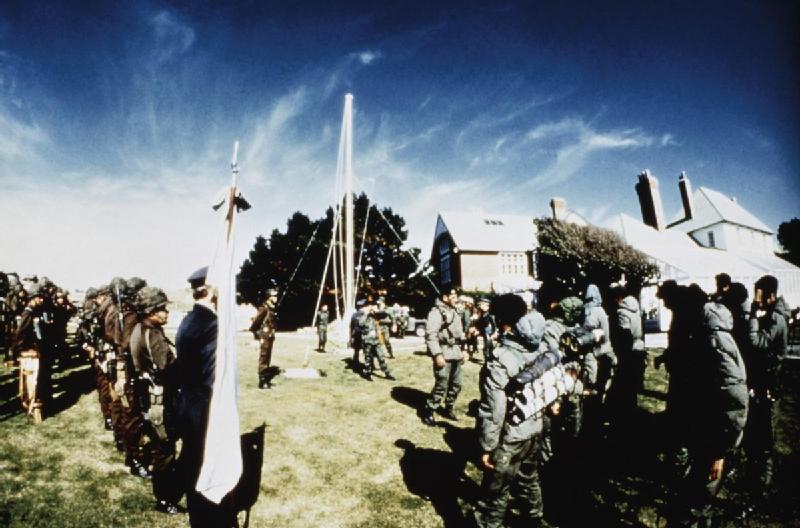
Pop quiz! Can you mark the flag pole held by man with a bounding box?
[176,141,251,527]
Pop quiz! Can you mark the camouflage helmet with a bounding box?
[135,286,169,314]
[84,287,99,300]
[559,296,584,326]
[25,282,44,298]
[125,277,148,297]
[109,276,127,297]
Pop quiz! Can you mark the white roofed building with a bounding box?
[430,211,537,292]
[619,171,800,328]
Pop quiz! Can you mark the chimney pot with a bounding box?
[550,197,567,221]
[678,171,695,221]
[635,171,665,230]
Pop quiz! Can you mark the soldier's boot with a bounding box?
[440,407,458,421]
[420,408,436,426]
[155,500,182,515]
[385,372,396,381]
[126,456,151,479]
[258,376,271,390]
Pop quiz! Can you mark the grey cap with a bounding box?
[188,266,209,289]
[135,286,169,314]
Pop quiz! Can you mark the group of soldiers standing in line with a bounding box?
[412,272,791,528]
[2,268,240,522]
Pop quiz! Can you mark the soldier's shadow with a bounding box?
[395,428,480,528]
[390,386,428,413]
[233,423,266,528]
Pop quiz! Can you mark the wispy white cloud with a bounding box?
[149,10,196,65]
[525,118,661,188]
[355,50,382,65]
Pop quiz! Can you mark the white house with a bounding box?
[431,211,537,292]
[618,171,800,328]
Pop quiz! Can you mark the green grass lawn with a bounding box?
[0,336,797,527]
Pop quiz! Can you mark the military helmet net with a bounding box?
[125,277,148,297]
[135,286,169,314]
[559,296,584,326]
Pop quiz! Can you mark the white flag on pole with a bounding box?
[196,142,245,504]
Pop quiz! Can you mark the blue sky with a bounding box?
[1,1,798,289]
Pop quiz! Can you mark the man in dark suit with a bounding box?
[175,266,236,527]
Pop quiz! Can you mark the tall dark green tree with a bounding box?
[534,218,660,304]
[238,193,434,329]
[777,218,800,266]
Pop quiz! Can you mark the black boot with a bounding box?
[155,500,182,515]
[104,417,113,431]
[128,458,151,479]
[440,408,458,421]
[421,408,436,426]
[258,376,271,389]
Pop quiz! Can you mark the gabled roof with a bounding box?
[668,186,772,234]
[610,213,766,281]
[435,211,536,252]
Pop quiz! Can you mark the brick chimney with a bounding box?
[550,197,567,221]
[635,170,665,230]
[678,171,694,221]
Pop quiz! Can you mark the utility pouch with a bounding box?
[106,359,117,383]
[148,384,167,440]
[135,378,151,412]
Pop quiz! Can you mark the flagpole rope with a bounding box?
[353,197,371,301]
[275,219,325,315]
[373,206,441,296]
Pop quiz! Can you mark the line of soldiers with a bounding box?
[78,276,183,515]
[656,273,791,523]
[1,272,77,423]
[418,273,792,528]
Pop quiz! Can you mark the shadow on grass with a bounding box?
[0,344,93,423]
[390,386,427,414]
[395,435,476,528]
[234,423,266,528]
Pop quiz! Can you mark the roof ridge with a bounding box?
[698,186,725,223]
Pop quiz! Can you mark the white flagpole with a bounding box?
[342,94,355,339]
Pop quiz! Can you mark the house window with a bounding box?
[707,231,715,248]
[499,252,526,275]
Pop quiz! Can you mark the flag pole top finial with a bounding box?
[231,141,240,175]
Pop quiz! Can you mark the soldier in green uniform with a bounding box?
[375,297,394,358]
[316,304,329,352]
[474,293,555,528]
[250,289,278,389]
[104,276,151,478]
[357,300,396,381]
[130,287,183,514]
[421,289,465,425]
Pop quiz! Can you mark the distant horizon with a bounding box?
[2,1,798,290]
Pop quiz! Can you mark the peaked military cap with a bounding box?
[188,266,209,289]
